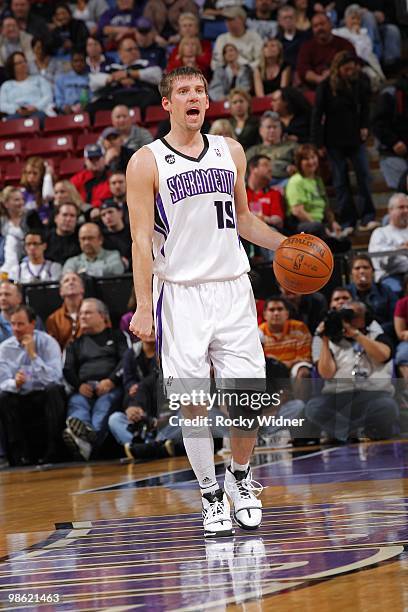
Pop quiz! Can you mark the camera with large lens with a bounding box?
[127,415,157,443]
[323,308,356,343]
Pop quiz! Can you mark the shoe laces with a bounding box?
[235,473,263,499]
[203,497,226,521]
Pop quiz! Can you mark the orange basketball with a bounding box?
[273,233,334,294]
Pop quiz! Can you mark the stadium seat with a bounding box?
[0,138,23,161]
[24,135,74,160]
[44,113,91,137]
[58,157,85,179]
[76,132,98,153]
[129,107,142,123]
[2,161,25,185]
[252,96,272,115]
[207,101,231,120]
[0,117,40,140]
[95,274,133,327]
[23,281,62,322]
[144,105,167,126]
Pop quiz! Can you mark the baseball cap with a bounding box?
[100,127,120,140]
[100,199,120,211]
[84,143,103,159]
[222,7,247,20]
[136,17,153,32]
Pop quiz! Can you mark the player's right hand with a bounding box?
[129,309,153,341]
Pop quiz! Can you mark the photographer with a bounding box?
[306,300,399,442]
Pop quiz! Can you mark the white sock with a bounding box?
[182,424,219,495]
[231,458,249,473]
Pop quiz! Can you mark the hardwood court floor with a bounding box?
[1,440,408,610]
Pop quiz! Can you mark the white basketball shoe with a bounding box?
[224,467,263,530]
[202,488,235,538]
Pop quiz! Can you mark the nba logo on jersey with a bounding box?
[214,148,221,157]
[165,154,175,164]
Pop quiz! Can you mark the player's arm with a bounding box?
[226,138,286,251]
[126,147,156,339]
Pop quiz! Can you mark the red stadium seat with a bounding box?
[252,96,271,115]
[24,135,74,160]
[59,157,85,179]
[44,113,90,137]
[3,161,25,184]
[303,90,316,106]
[0,117,40,140]
[76,132,98,152]
[206,101,231,120]
[0,139,23,161]
[129,107,142,123]
[144,105,167,126]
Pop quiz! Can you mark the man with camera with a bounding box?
[306,300,399,442]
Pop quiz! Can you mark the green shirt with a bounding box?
[285,173,327,221]
[62,248,125,277]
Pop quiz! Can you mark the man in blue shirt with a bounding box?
[0,305,65,466]
[54,50,89,114]
[0,280,43,343]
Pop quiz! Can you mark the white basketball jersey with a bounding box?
[146,134,250,283]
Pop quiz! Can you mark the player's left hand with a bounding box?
[129,309,153,341]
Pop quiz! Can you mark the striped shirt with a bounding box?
[259,319,312,366]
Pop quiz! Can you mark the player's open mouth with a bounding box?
[186,109,200,116]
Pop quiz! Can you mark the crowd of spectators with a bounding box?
[0,0,406,467]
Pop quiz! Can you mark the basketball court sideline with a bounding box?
[0,439,407,610]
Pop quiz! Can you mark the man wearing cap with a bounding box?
[211,7,263,71]
[63,222,125,277]
[99,199,132,268]
[135,17,166,69]
[71,144,111,208]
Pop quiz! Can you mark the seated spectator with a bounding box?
[85,35,108,74]
[8,230,62,283]
[333,4,385,91]
[135,17,166,70]
[254,39,291,98]
[20,157,54,225]
[48,3,89,57]
[209,43,252,102]
[108,327,156,450]
[99,199,131,268]
[209,118,236,139]
[259,297,313,385]
[297,13,354,88]
[393,275,408,383]
[108,171,128,221]
[311,51,377,233]
[270,87,311,143]
[346,254,397,335]
[143,0,198,41]
[88,35,162,114]
[372,70,408,191]
[108,104,153,152]
[246,155,284,230]
[46,271,84,349]
[167,13,211,75]
[0,186,28,270]
[285,144,344,244]
[167,36,211,80]
[368,194,408,294]
[0,16,34,67]
[10,0,51,44]
[276,5,311,72]
[279,283,328,335]
[0,280,43,343]
[53,180,91,223]
[63,222,125,276]
[246,111,297,185]
[0,304,65,466]
[247,0,278,40]
[71,0,109,35]
[228,88,259,150]
[294,0,312,32]
[28,37,61,85]
[54,50,90,114]
[45,203,81,264]
[63,298,127,460]
[97,0,141,51]
[327,286,353,311]
[306,300,399,442]
[70,144,111,208]
[211,7,263,71]
[0,51,53,125]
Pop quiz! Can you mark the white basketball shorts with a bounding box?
[153,274,265,384]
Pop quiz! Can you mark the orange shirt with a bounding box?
[46,303,82,350]
[259,319,312,365]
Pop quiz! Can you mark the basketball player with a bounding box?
[127,67,287,537]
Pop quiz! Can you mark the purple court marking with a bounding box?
[1,442,408,610]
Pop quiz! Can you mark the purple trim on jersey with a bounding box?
[155,194,170,233]
[155,284,164,358]
[154,223,167,238]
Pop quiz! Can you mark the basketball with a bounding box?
[273,233,334,294]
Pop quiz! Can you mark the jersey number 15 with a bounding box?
[214,200,235,229]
